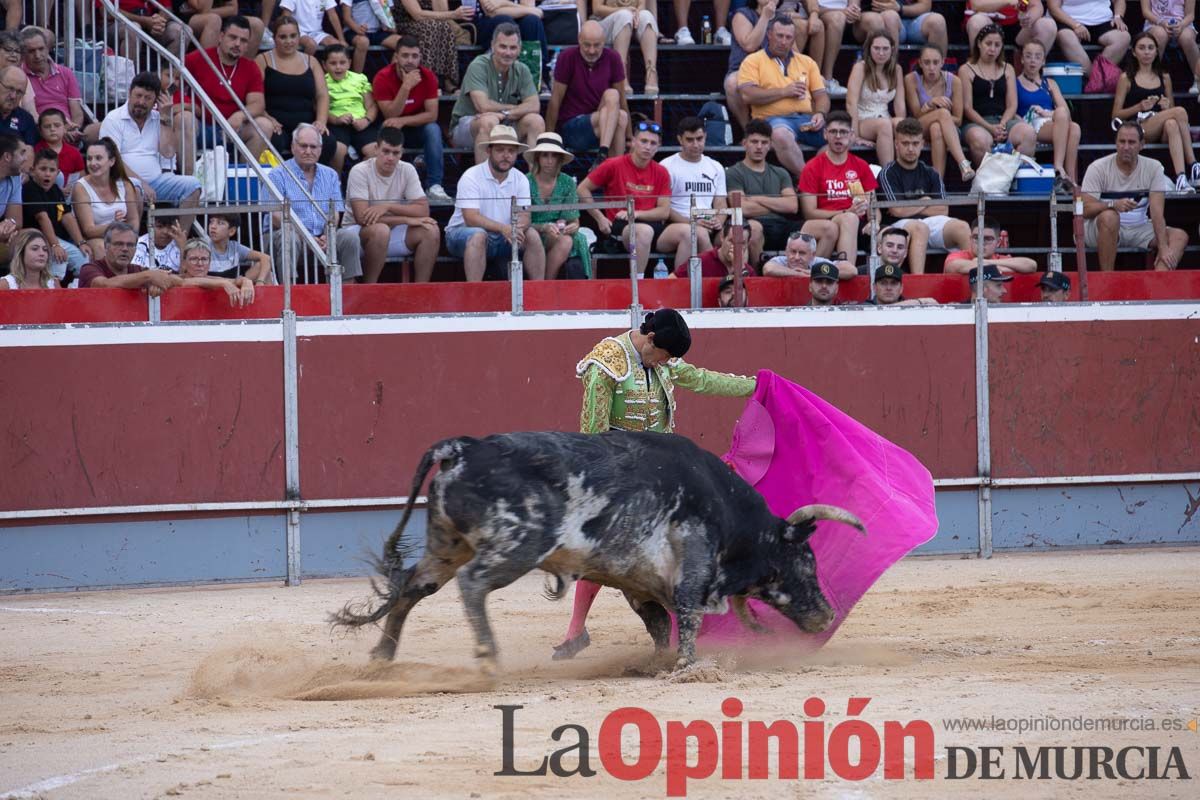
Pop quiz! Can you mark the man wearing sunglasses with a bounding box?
[943,218,1038,275]
[577,118,672,277]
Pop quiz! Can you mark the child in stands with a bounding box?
[22,148,89,284]
[207,213,273,283]
[34,109,84,189]
[324,43,382,161]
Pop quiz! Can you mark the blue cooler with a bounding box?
[1045,62,1085,94]
[226,165,262,203]
[1014,164,1056,194]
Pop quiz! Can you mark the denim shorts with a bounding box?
[147,173,202,205]
[561,114,599,151]
[445,226,513,261]
[766,113,827,148]
[898,13,934,44]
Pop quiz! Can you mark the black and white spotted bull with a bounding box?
[331,430,865,672]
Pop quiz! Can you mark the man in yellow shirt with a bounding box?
[736,14,830,178]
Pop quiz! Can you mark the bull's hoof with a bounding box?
[369,641,397,661]
[551,629,591,661]
[478,656,499,679]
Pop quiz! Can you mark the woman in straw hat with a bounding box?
[525,133,591,279]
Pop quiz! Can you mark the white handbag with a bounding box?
[970,151,1038,194]
[193,145,228,202]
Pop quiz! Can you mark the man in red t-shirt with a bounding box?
[577,120,672,277]
[798,110,878,262]
[373,36,448,203]
[172,16,271,172]
[674,219,758,279]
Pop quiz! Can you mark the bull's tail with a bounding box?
[329,438,466,629]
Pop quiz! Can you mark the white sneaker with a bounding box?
[715,27,732,46]
[675,27,695,45]
[1174,173,1196,193]
[259,29,274,51]
[1191,161,1200,186]
[427,184,453,205]
[1191,78,1200,95]
[824,77,847,98]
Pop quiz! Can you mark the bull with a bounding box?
[331,430,865,672]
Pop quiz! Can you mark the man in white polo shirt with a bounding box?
[446,125,546,282]
[99,71,200,221]
[342,126,440,283]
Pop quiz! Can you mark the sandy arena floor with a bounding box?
[1,548,1197,799]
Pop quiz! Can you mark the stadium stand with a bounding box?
[2,0,1199,294]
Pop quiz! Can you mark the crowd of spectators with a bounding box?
[0,0,1198,305]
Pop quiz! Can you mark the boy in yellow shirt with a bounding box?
[324,44,381,160]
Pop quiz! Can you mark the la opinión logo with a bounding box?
[495,696,935,796]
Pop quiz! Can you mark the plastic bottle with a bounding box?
[701,16,713,45]
[653,259,669,279]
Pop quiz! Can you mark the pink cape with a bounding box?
[679,371,939,650]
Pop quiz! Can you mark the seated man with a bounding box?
[1039,270,1071,302]
[943,218,1039,274]
[1080,121,1188,271]
[762,230,856,278]
[373,37,451,205]
[869,261,939,307]
[877,117,971,274]
[449,23,546,165]
[806,261,842,307]
[577,119,671,278]
[343,126,441,283]
[0,66,37,145]
[445,125,546,282]
[178,238,257,307]
[726,120,799,257]
[544,20,628,159]
[79,222,183,296]
[660,116,730,272]
[20,28,84,143]
[798,110,876,262]
[875,225,911,273]
[101,72,202,225]
[675,218,757,278]
[737,14,829,178]
[967,263,1012,302]
[267,124,364,283]
[173,16,274,170]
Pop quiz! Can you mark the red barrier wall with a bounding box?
[989,319,1200,477]
[295,323,978,499]
[0,341,286,511]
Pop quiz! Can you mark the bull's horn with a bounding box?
[786,504,867,535]
[731,595,768,634]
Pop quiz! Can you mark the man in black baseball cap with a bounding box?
[868,263,939,306]
[807,262,839,307]
[1038,271,1070,303]
[967,264,1013,303]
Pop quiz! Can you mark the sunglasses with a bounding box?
[634,120,662,135]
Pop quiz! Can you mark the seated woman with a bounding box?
[179,238,257,307]
[255,16,347,173]
[1047,0,1131,81]
[1113,31,1200,191]
[845,29,905,165]
[959,24,1037,166]
[393,0,469,90]
[592,0,661,97]
[1140,0,1200,95]
[904,45,975,180]
[0,230,58,290]
[965,0,1057,52]
[525,133,590,280]
[1015,39,1081,186]
[71,138,140,263]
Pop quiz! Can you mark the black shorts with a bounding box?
[329,120,382,154]
[1060,21,1117,41]
[609,218,667,251]
[757,216,795,252]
